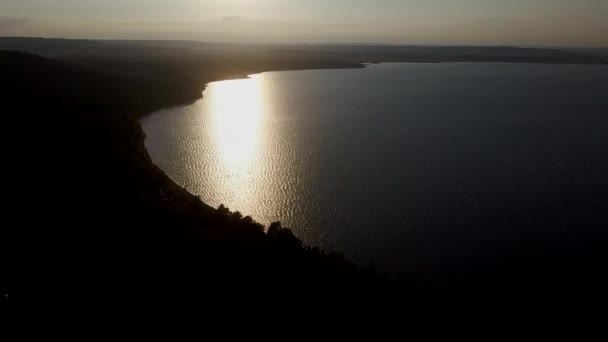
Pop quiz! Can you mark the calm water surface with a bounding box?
[141,63,608,284]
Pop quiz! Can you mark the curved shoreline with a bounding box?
[133,62,367,120]
[134,62,369,221]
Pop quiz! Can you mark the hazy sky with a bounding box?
[1,0,607,47]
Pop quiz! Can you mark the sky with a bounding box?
[1,0,607,47]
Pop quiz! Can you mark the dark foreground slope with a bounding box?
[1,51,391,339]
[2,49,606,340]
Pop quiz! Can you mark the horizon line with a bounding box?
[1,35,607,50]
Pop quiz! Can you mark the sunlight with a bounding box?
[207,74,264,175]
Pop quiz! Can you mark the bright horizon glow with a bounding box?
[1,1,608,47]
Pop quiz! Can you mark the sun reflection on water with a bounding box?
[205,75,265,209]
[208,75,264,169]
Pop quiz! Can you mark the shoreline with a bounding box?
[130,63,368,213]
[137,58,608,278]
[133,62,369,219]
[136,58,608,232]
[136,58,607,119]
[133,62,367,119]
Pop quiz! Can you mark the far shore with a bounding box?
[136,58,608,119]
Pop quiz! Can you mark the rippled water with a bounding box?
[141,63,608,281]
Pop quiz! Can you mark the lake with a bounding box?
[141,63,608,290]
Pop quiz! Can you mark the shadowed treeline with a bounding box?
[1,50,393,340]
[2,42,606,340]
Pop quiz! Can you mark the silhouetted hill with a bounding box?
[2,37,608,65]
[3,47,606,340]
[2,51,389,340]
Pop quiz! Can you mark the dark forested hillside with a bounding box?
[2,50,388,340]
[2,45,606,340]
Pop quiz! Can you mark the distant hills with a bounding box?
[2,36,607,63]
